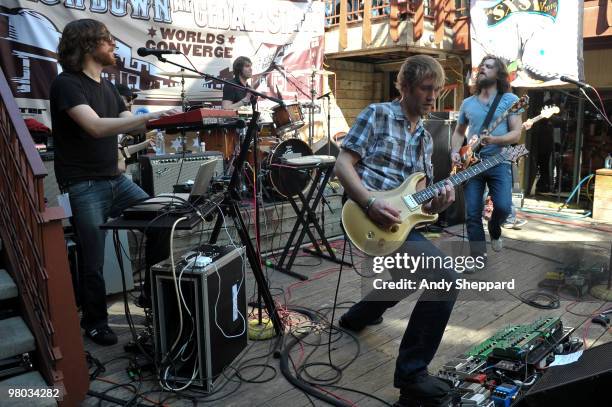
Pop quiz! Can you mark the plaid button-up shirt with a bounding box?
[341,101,434,191]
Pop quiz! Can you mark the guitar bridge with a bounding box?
[402,195,419,211]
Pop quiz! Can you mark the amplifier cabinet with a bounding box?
[151,245,246,392]
[139,152,224,195]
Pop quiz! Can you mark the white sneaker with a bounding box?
[491,238,503,252]
[513,219,528,229]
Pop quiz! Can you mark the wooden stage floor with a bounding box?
[83,212,612,406]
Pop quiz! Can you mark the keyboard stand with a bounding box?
[208,111,284,335]
[270,157,352,280]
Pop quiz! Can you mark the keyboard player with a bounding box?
[50,19,180,346]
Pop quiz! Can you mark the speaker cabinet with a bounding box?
[424,118,465,226]
[312,138,340,157]
[518,342,612,407]
[139,152,224,196]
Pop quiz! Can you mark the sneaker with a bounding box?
[338,315,383,332]
[501,220,515,229]
[85,325,118,346]
[491,238,503,252]
[464,255,487,274]
[512,218,528,229]
[395,374,453,406]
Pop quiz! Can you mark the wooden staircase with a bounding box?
[0,67,88,405]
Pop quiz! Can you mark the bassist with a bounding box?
[451,55,522,266]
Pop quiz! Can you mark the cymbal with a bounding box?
[292,69,335,76]
[154,70,203,79]
[237,107,273,115]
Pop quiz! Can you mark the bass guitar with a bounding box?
[342,145,529,257]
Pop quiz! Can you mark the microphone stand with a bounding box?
[151,55,284,335]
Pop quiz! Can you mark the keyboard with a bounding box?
[123,192,225,221]
[146,108,239,131]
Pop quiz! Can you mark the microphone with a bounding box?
[317,91,332,100]
[137,47,181,57]
[559,75,590,88]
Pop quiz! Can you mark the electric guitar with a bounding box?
[342,145,529,257]
[117,130,156,172]
[453,95,529,173]
[522,105,559,130]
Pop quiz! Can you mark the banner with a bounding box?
[0,0,325,126]
[469,0,584,87]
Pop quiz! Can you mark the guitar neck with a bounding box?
[411,154,506,204]
[472,108,511,151]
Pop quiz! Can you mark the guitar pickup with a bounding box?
[403,195,419,211]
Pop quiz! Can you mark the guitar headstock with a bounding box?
[540,105,560,119]
[501,145,529,162]
[508,95,530,114]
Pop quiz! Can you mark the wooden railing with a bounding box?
[325,0,468,49]
[0,69,88,406]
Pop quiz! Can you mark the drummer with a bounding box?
[222,56,257,109]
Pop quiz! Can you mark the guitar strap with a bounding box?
[479,92,503,135]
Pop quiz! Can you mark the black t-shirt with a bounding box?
[222,77,250,103]
[50,72,127,186]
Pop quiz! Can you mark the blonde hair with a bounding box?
[395,55,445,92]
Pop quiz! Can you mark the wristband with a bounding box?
[364,196,376,213]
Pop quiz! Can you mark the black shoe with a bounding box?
[338,315,383,332]
[395,374,452,406]
[135,293,152,309]
[85,325,118,346]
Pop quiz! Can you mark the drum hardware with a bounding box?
[144,55,285,335]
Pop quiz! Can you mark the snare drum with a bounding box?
[272,103,305,135]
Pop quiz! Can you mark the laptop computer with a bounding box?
[123,158,218,220]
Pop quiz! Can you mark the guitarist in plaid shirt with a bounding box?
[335,55,457,407]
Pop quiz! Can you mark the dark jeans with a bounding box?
[342,230,458,388]
[68,175,148,330]
[463,162,512,256]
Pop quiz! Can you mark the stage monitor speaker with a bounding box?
[139,152,224,196]
[312,138,340,157]
[517,341,612,407]
[151,244,247,393]
[424,118,465,226]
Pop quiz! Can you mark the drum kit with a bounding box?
[156,68,335,199]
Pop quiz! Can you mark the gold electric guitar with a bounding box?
[342,145,529,257]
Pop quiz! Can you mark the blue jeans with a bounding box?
[342,230,458,388]
[463,163,512,256]
[67,175,148,329]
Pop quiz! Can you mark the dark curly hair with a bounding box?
[472,55,511,95]
[232,56,252,79]
[57,19,111,72]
